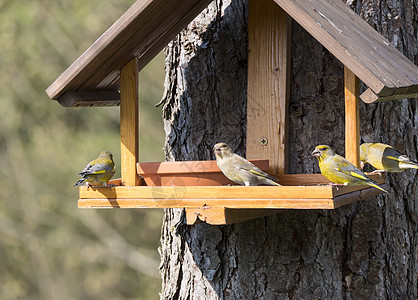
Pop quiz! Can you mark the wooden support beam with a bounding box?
[246,0,291,176]
[57,91,120,107]
[360,88,418,103]
[120,58,140,186]
[344,66,360,167]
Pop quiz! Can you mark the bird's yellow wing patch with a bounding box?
[337,168,369,180]
[247,169,265,177]
[385,155,402,161]
[89,169,108,175]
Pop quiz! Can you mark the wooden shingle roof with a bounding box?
[47,0,418,106]
[273,0,417,103]
[46,0,212,106]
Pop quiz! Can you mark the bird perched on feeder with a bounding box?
[312,145,388,193]
[74,151,116,187]
[213,142,280,186]
[360,142,418,174]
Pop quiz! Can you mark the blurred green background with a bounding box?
[0,1,165,299]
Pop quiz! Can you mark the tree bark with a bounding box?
[159,0,417,299]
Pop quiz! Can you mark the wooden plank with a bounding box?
[78,173,384,200]
[136,160,269,174]
[272,0,418,98]
[360,88,418,103]
[344,67,360,167]
[277,174,329,186]
[78,198,336,209]
[78,180,386,210]
[120,59,139,186]
[46,0,213,100]
[137,159,269,187]
[246,0,291,176]
[57,91,120,107]
[186,207,226,225]
[311,0,415,89]
[46,0,418,103]
[83,0,214,91]
[79,185,334,200]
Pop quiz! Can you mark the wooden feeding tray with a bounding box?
[77,160,388,225]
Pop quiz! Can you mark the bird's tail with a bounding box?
[366,181,388,193]
[399,162,418,170]
[396,154,418,170]
[74,179,85,187]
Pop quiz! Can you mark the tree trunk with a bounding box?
[159,0,417,299]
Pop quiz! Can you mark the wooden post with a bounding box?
[344,66,360,167]
[120,58,140,186]
[246,0,291,176]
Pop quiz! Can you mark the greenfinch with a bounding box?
[213,142,280,186]
[74,151,116,187]
[360,143,418,174]
[312,145,388,193]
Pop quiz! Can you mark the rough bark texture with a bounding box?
[159,0,417,299]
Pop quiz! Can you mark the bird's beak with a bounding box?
[213,146,222,158]
[311,148,321,157]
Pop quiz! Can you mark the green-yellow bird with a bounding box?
[360,142,418,174]
[312,145,388,193]
[214,142,280,186]
[74,151,115,187]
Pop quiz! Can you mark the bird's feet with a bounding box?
[107,183,116,190]
[328,183,345,190]
[369,170,385,177]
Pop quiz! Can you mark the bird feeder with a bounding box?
[46,0,418,225]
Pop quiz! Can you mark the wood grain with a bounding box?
[185,207,227,225]
[136,159,269,174]
[46,0,417,104]
[272,0,418,101]
[344,67,360,167]
[78,173,387,212]
[246,0,291,176]
[120,59,139,186]
[79,197,337,210]
[79,185,335,200]
[46,0,213,100]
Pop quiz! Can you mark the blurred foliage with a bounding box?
[0,0,165,299]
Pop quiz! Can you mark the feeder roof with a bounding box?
[46,0,418,106]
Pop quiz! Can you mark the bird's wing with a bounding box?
[234,155,279,181]
[332,155,370,181]
[384,147,417,164]
[79,159,114,176]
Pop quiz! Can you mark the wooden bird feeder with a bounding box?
[46,0,417,225]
